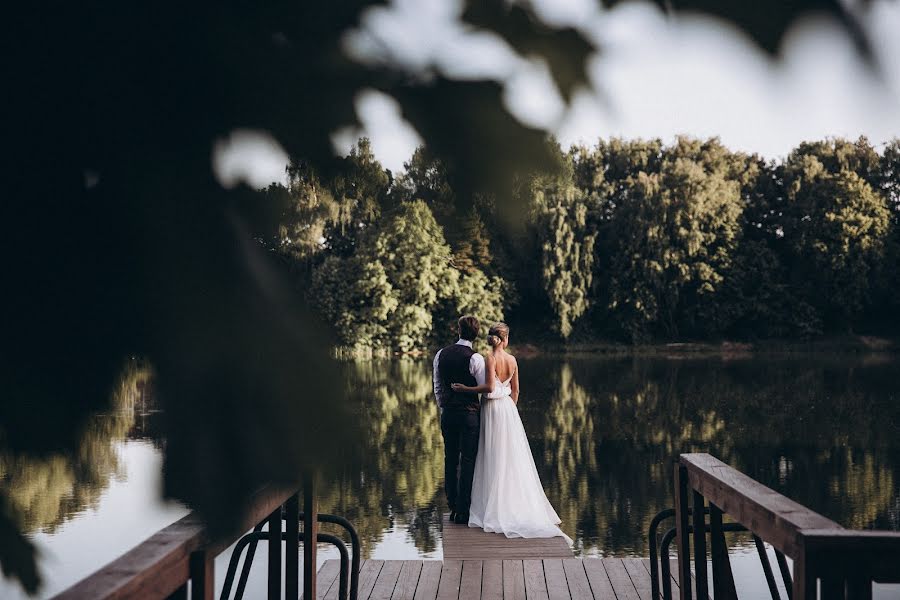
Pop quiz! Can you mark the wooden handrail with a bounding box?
[675,453,900,600]
[680,453,841,557]
[52,486,295,600]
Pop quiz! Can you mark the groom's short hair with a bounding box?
[458,315,480,341]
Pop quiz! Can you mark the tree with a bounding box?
[534,183,597,339]
[270,163,340,263]
[791,137,882,186]
[599,139,744,340]
[454,208,494,275]
[312,200,504,354]
[780,152,891,329]
[324,138,392,257]
[879,139,900,214]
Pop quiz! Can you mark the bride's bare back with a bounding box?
[485,350,519,402]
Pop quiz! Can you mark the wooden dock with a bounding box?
[312,557,680,600]
[311,514,677,600]
[441,514,573,560]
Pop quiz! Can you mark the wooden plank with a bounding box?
[481,560,503,600]
[459,560,482,600]
[523,559,550,600]
[370,561,404,600]
[604,559,641,600]
[543,559,570,600]
[304,559,340,600]
[413,562,442,600]
[435,559,462,600]
[391,561,424,600]
[358,560,386,600]
[562,559,593,600]
[325,559,367,600]
[502,560,526,600]
[622,559,653,600]
[638,558,681,597]
[582,559,616,600]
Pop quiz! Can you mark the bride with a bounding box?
[451,322,570,541]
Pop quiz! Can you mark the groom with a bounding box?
[433,315,486,525]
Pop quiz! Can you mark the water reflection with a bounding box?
[4,355,900,596]
[0,363,156,536]
[316,360,447,557]
[326,355,900,558]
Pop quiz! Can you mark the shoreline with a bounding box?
[335,335,900,360]
[513,334,898,357]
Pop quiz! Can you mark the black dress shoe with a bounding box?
[453,511,469,525]
[449,510,457,522]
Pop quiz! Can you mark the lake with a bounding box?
[3,354,899,598]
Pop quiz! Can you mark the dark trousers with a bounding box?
[440,408,480,515]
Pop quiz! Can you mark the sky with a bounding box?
[214,0,900,186]
[339,0,900,172]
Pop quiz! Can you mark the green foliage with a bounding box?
[325,139,392,256]
[781,148,891,329]
[304,135,900,347]
[312,200,504,354]
[454,209,493,275]
[879,138,900,214]
[534,183,596,339]
[271,163,340,263]
[596,138,744,340]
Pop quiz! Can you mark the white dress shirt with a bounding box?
[433,339,486,410]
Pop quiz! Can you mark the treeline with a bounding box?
[266,136,900,352]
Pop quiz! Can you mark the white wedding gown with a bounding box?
[468,374,571,542]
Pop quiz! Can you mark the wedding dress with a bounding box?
[468,373,571,541]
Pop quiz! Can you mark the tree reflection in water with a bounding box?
[0,363,155,535]
[4,355,898,566]
[319,355,900,558]
[315,359,447,557]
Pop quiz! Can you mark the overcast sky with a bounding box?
[335,0,900,173]
[213,0,900,187]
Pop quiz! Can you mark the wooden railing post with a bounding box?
[189,551,214,600]
[268,505,283,599]
[285,492,300,599]
[692,491,709,600]
[792,553,814,600]
[709,502,737,600]
[674,463,693,600]
[303,473,318,600]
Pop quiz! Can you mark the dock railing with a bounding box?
[50,478,329,600]
[674,453,900,600]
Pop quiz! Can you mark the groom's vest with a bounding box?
[438,344,480,412]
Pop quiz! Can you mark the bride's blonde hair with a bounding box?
[487,322,510,348]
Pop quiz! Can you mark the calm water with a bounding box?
[3,355,900,598]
